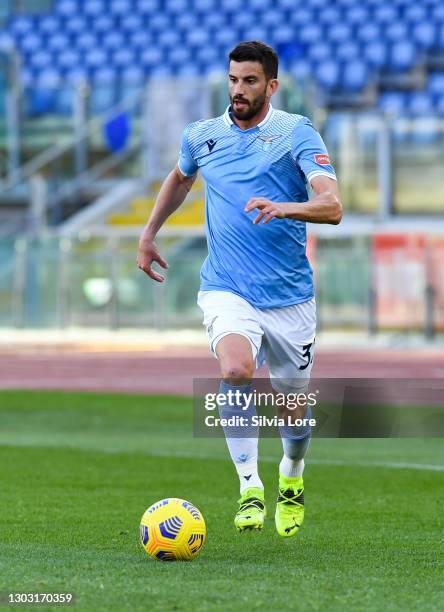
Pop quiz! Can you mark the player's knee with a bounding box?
[221,361,254,385]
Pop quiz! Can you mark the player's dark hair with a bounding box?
[229,41,278,80]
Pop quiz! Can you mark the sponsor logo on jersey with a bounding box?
[314,154,331,165]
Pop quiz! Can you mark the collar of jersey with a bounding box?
[223,103,274,132]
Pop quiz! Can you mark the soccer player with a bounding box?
[138,41,342,537]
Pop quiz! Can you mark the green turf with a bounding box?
[0,391,442,611]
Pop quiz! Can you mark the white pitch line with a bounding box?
[136,449,444,472]
[0,440,442,472]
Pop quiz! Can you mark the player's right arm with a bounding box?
[138,125,198,282]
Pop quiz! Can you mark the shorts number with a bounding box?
[298,342,313,371]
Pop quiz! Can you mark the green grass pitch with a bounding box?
[0,390,442,611]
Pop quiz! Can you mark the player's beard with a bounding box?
[230,88,268,121]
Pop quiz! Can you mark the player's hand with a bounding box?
[137,240,169,282]
[245,198,287,224]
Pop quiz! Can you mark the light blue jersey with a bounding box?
[178,105,336,309]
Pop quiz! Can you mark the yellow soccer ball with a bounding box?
[140,498,206,561]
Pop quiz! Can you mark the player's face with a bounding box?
[228,61,274,121]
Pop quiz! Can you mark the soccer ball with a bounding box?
[140,498,206,561]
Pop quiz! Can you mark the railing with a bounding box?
[1,232,441,335]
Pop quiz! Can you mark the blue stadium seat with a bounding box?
[289,9,315,27]
[10,16,35,37]
[298,24,323,45]
[385,23,409,42]
[120,15,144,34]
[56,0,78,18]
[20,34,42,54]
[343,60,368,92]
[428,73,444,96]
[110,0,133,16]
[30,50,53,71]
[436,95,444,116]
[90,67,117,112]
[93,15,116,35]
[148,13,171,33]
[175,14,198,31]
[186,29,210,48]
[202,13,226,29]
[373,6,398,24]
[328,24,352,44]
[336,42,360,62]
[250,0,270,9]
[408,91,433,115]
[404,5,428,24]
[47,33,71,53]
[307,42,332,63]
[243,27,269,42]
[140,47,163,71]
[65,16,89,35]
[130,31,153,50]
[347,7,369,26]
[165,0,188,14]
[84,49,108,71]
[102,32,126,51]
[38,16,62,36]
[389,41,416,72]
[113,49,136,69]
[168,47,192,67]
[83,0,106,17]
[121,66,145,86]
[57,50,82,73]
[364,41,388,68]
[158,30,182,49]
[257,11,282,28]
[315,60,340,91]
[378,91,406,115]
[136,0,160,15]
[176,63,200,77]
[319,7,343,26]
[412,23,437,50]
[76,33,98,52]
[273,26,296,45]
[213,28,237,47]
[289,59,311,79]
[357,23,381,43]
[195,0,217,14]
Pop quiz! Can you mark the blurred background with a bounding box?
[0,0,443,338]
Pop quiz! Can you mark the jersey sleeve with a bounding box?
[291,117,336,185]
[177,124,199,177]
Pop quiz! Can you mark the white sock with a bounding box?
[279,456,305,478]
[233,456,263,493]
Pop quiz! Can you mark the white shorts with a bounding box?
[197,290,316,393]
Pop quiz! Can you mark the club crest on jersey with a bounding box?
[258,134,282,151]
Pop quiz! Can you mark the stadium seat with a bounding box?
[56,0,78,18]
[364,41,388,69]
[84,49,108,71]
[357,24,381,43]
[20,34,42,53]
[412,23,437,50]
[328,24,352,44]
[308,42,333,63]
[389,41,416,72]
[385,23,409,43]
[158,30,182,49]
[120,15,144,34]
[378,91,406,114]
[93,15,116,35]
[298,24,323,45]
[90,67,117,112]
[65,16,89,35]
[47,33,71,53]
[409,91,433,115]
[315,60,340,91]
[347,7,369,26]
[76,33,98,52]
[113,49,136,69]
[110,0,133,16]
[343,60,368,92]
[373,6,399,24]
[102,32,126,51]
[428,72,444,96]
[336,42,360,62]
[83,0,106,17]
[57,50,82,73]
[38,16,62,36]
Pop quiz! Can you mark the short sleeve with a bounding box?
[177,124,198,177]
[291,117,336,185]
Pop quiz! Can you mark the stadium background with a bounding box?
[0,1,443,610]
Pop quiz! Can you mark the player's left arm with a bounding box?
[245,175,342,225]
